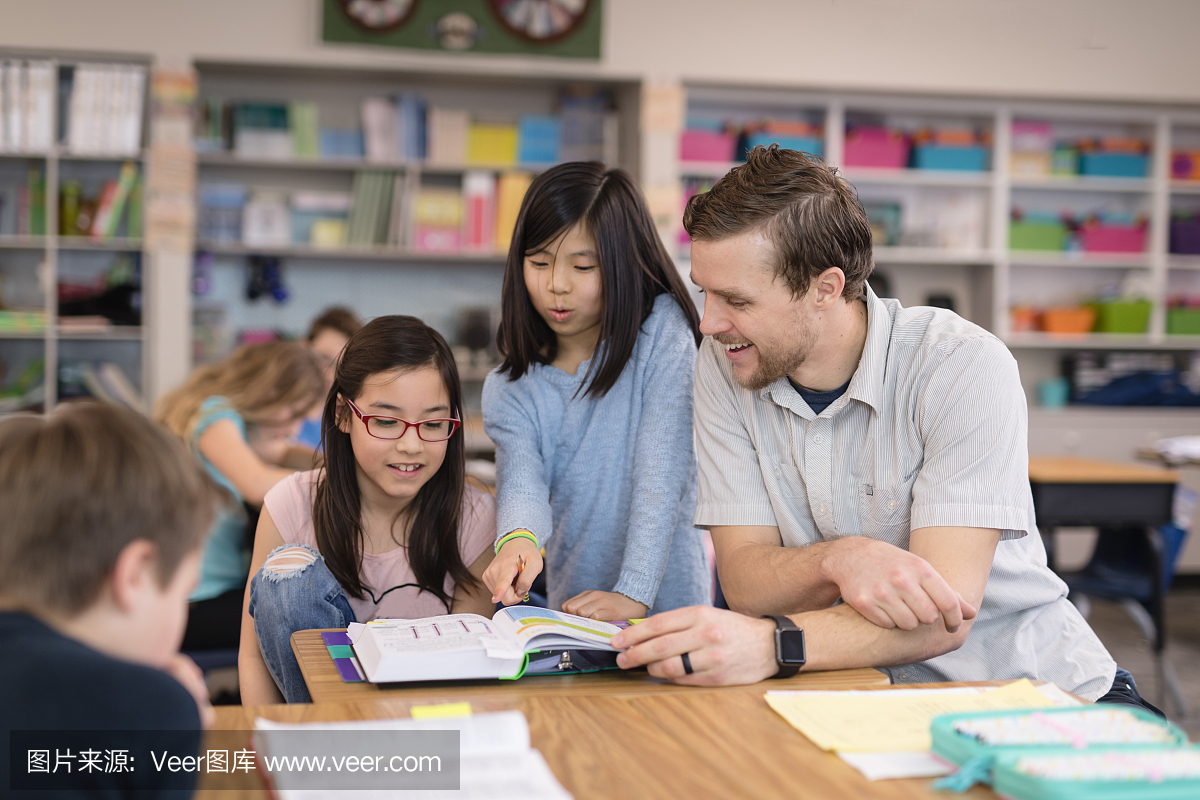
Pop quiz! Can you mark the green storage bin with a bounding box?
[1010,221,1067,251]
[1167,308,1200,335]
[1090,300,1152,333]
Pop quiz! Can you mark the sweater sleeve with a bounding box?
[611,306,699,607]
[482,370,555,548]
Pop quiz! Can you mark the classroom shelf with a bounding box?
[1008,252,1151,269]
[840,167,993,188]
[55,326,144,341]
[0,235,50,249]
[1003,333,1186,350]
[678,160,738,179]
[57,236,144,251]
[1170,180,1200,195]
[197,152,554,175]
[56,150,146,163]
[196,240,509,264]
[0,330,48,339]
[0,151,50,160]
[874,247,994,265]
[1010,175,1152,193]
[1168,255,1200,270]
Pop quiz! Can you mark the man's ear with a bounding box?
[108,539,160,614]
[812,267,846,309]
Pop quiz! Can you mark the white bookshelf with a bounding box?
[0,51,150,411]
[674,84,1200,353]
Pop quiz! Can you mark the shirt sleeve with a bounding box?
[482,371,554,548]
[910,335,1031,539]
[611,313,698,607]
[692,338,778,528]
[263,470,310,546]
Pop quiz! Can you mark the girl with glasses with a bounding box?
[238,316,496,703]
[482,162,712,621]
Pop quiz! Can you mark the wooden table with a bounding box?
[290,627,892,702]
[196,680,1008,799]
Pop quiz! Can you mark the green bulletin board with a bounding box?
[322,0,602,60]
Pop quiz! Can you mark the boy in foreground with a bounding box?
[0,402,219,796]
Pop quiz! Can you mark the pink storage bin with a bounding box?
[680,129,736,162]
[844,127,910,168]
[1079,226,1147,253]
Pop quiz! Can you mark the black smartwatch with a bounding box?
[763,615,806,678]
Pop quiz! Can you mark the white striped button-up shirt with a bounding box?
[694,287,1116,700]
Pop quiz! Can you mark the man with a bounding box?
[614,145,1148,708]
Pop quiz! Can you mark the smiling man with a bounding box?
[613,145,1152,708]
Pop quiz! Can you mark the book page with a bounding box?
[362,614,513,657]
[492,607,621,653]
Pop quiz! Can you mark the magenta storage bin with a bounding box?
[680,129,736,162]
[844,127,909,168]
[1171,219,1200,255]
[1080,226,1146,253]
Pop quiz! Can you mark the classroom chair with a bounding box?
[1060,523,1190,715]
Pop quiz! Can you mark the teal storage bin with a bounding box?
[745,133,824,159]
[1080,152,1149,178]
[913,145,988,171]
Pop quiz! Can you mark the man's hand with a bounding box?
[164,654,215,728]
[481,536,543,605]
[611,606,778,686]
[823,537,977,632]
[561,590,647,622]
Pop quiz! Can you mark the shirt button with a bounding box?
[814,435,823,444]
[888,500,897,510]
[775,468,782,478]
[817,506,827,516]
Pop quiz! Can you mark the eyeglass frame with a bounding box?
[343,397,461,442]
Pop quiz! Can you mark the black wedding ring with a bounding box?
[681,652,694,675]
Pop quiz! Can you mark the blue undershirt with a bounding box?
[789,377,851,415]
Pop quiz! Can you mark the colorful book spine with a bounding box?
[468,121,518,166]
[495,171,532,252]
[91,161,138,239]
[462,171,496,251]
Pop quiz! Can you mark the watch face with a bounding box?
[778,629,806,665]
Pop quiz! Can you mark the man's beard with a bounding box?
[723,319,817,392]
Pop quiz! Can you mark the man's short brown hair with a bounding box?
[0,402,218,614]
[307,306,362,342]
[683,145,875,301]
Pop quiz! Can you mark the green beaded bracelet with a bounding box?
[495,530,538,554]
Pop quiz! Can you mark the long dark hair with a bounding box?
[313,315,473,609]
[496,161,702,398]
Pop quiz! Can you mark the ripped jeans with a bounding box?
[249,543,356,703]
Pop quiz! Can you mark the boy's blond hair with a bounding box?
[155,340,324,443]
[0,402,220,614]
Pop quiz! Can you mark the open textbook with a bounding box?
[350,606,623,683]
[253,710,573,800]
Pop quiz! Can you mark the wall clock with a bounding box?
[338,0,418,32]
[488,0,593,44]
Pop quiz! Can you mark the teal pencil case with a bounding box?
[986,745,1200,800]
[930,706,1191,795]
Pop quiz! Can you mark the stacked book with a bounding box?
[346,171,402,247]
[0,60,55,154]
[66,63,145,156]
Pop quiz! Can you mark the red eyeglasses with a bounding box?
[344,398,461,442]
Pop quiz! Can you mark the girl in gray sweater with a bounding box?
[481,162,712,619]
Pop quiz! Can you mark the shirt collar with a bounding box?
[759,284,892,417]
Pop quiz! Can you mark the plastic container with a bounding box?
[1172,149,1200,180]
[680,129,736,162]
[1079,152,1149,177]
[1010,152,1050,177]
[1010,306,1039,332]
[744,132,823,158]
[1091,300,1152,333]
[1010,221,1068,251]
[1040,307,1096,333]
[912,145,988,171]
[1168,308,1200,335]
[1079,224,1146,253]
[1170,218,1200,254]
[843,127,909,168]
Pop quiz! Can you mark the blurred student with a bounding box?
[156,341,324,652]
[297,306,363,449]
[481,162,711,620]
[239,316,496,704]
[0,403,218,795]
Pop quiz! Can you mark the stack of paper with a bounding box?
[766,679,1078,781]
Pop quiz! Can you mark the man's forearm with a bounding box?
[719,540,844,616]
[791,603,972,672]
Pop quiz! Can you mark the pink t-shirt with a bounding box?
[264,470,496,622]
